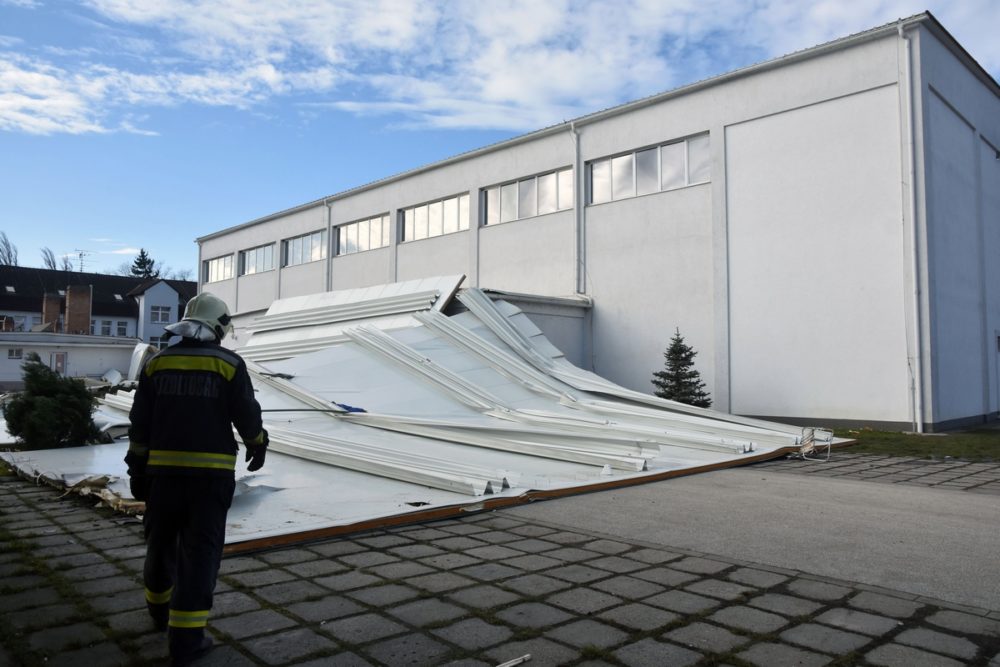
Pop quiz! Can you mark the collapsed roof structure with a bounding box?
[1,277,832,552]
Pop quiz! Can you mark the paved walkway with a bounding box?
[0,455,998,666]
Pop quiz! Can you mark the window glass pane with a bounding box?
[661,142,685,190]
[357,219,370,252]
[636,147,659,195]
[313,231,325,261]
[337,226,347,255]
[443,197,458,234]
[611,154,634,200]
[428,200,443,237]
[590,159,611,203]
[459,194,469,230]
[688,134,711,183]
[415,205,428,240]
[381,215,390,246]
[537,172,556,215]
[403,208,414,241]
[500,183,517,222]
[558,168,574,210]
[264,244,273,270]
[485,188,499,225]
[518,177,536,219]
[292,237,303,265]
[348,223,360,254]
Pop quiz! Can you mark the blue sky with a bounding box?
[1,0,998,277]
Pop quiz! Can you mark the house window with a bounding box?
[588,133,711,205]
[4,286,13,293]
[149,335,170,349]
[31,316,40,327]
[117,321,128,337]
[282,230,327,267]
[401,193,470,242]
[203,255,234,283]
[90,319,95,335]
[13,316,25,332]
[8,349,22,360]
[239,243,275,276]
[483,167,573,225]
[101,320,112,336]
[336,214,391,256]
[151,306,171,323]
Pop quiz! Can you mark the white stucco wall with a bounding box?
[136,281,180,342]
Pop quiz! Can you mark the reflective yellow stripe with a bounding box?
[145,355,236,381]
[148,450,237,471]
[129,442,149,456]
[250,430,266,446]
[169,609,209,628]
[145,586,173,605]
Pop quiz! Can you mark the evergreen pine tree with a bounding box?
[2,353,99,448]
[651,328,712,408]
[130,248,158,278]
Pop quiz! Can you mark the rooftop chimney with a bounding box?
[65,284,92,335]
[42,292,62,333]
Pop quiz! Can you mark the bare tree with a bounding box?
[115,262,133,276]
[0,232,18,266]
[172,268,194,281]
[61,255,74,271]
[41,247,57,269]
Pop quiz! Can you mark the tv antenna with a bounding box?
[73,249,93,272]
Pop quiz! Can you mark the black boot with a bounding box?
[169,628,214,666]
[147,601,168,631]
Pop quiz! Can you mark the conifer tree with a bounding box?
[2,353,99,448]
[651,328,712,408]
[130,248,159,278]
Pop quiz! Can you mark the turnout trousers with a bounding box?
[143,474,235,657]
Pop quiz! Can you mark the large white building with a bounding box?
[197,13,1000,432]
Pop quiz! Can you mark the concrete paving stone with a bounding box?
[542,531,591,544]
[445,584,521,610]
[737,642,831,667]
[709,606,789,634]
[417,553,482,570]
[746,593,824,617]
[895,627,979,660]
[212,591,262,617]
[75,575,141,598]
[388,598,468,627]
[592,574,665,600]
[454,562,521,582]
[0,586,60,612]
[363,632,453,667]
[346,583,421,606]
[103,544,147,561]
[503,573,574,596]
[545,547,604,563]
[497,602,574,627]
[506,524,556,537]
[23,533,80,548]
[45,642,130,667]
[218,556,268,575]
[926,609,1000,636]
[32,542,90,561]
[88,535,138,550]
[504,554,563,571]
[106,607,158,635]
[0,573,46,591]
[815,607,900,636]
[354,533,413,549]
[598,602,679,631]
[367,561,436,580]
[441,523,492,536]
[848,591,923,618]
[865,643,967,667]
[60,561,122,581]
[322,612,408,644]
[549,618,629,648]
[727,567,790,589]
[465,530,518,544]
[474,516,524,530]
[786,578,853,601]
[308,540,367,558]
[285,558,350,578]
[644,589,721,615]
[86,589,147,614]
[6,603,82,632]
[243,627,338,665]
[433,536,489,551]
[485,638,578,666]
[684,579,756,601]
[588,555,647,574]
[990,650,1000,666]
[506,538,560,553]
[431,617,513,650]
[406,572,477,594]
[189,644,259,666]
[212,609,298,640]
[626,548,682,564]
[388,543,445,559]
[631,567,699,587]
[294,651,375,666]
[315,570,384,591]
[258,548,317,565]
[781,622,872,654]
[665,621,749,653]
[395,527,453,540]
[438,661,492,667]
[548,587,624,615]
[27,621,105,653]
[338,551,401,568]
[582,539,633,555]
[614,637,701,667]
[545,564,612,584]
[669,556,732,575]
[255,579,329,605]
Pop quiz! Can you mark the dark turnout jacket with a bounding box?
[126,339,264,478]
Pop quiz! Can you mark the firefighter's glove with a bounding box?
[129,474,149,502]
[245,430,268,472]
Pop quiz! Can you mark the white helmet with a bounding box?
[165,292,233,341]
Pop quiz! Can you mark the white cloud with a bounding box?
[0,0,997,135]
[105,246,142,255]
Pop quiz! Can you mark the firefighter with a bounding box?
[125,292,267,666]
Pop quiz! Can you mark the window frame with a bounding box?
[586,133,711,206]
[7,348,22,360]
[150,306,171,324]
[399,193,470,243]
[238,243,275,276]
[335,214,391,256]
[116,321,128,337]
[203,254,234,283]
[281,230,328,267]
[482,167,574,226]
